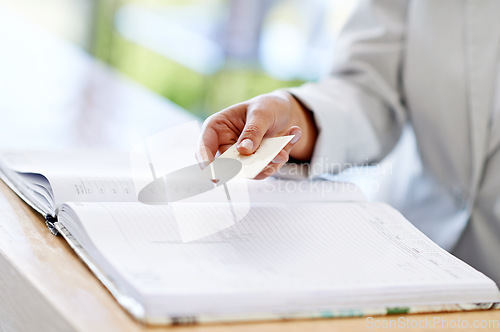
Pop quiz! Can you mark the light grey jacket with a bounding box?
[290,0,500,284]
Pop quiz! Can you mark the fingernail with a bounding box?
[272,155,286,164]
[291,130,302,144]
[238,139,253,150]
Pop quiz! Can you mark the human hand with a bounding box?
[196,90,317,179]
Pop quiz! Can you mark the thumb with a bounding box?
[237,110,270,155]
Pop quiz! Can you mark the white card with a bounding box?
[218,135,294,178]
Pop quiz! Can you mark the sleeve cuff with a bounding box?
[286,79,382,179]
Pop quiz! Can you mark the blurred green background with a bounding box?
[93,1,306,118]
[1,0,355,119]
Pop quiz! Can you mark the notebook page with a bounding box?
[48,174,137,205]
[59,201,499,315]
[246,178,365,203]
[0,150,137,206]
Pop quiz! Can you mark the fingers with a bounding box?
[253,126,302,180]
[196,103,248,168]
[237,107,273,155]
[196,93,296,173]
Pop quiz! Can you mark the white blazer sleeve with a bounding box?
[289,0,408,177]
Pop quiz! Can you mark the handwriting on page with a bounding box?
[51,177,137,204]
[73,177,134,196]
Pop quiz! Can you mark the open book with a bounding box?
[0,150,499,325]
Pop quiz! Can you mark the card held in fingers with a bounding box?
[217,135,294,179]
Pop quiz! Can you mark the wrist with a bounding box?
[285,91,318,162]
